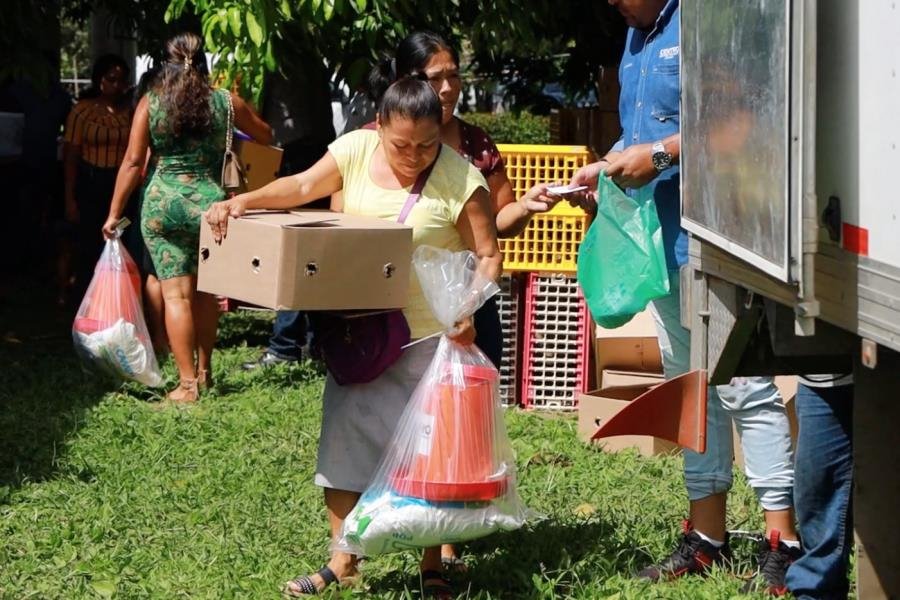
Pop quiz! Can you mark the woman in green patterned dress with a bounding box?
[102,33,273,402]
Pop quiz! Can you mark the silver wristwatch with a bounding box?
[651,141,673,172]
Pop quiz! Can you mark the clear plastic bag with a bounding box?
[335,246,530,556]
[72,235,162,387]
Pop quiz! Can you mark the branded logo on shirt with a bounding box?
[659,46,679,60]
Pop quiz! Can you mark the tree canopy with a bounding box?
[166,0,626,107]
[4,0,625,110]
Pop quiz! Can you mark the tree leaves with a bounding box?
[245,11,263,46]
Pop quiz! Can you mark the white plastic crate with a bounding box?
[522,273,591,410]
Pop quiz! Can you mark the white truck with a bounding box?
[680,1,899,596]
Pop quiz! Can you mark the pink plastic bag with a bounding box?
[72,235,162,387]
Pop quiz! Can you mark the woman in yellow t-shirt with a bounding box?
[206,77,512,597]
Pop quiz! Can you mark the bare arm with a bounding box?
[102,97,151,238]
[231,93,274,145]
[451,186,503,345]
[205,152,343,242]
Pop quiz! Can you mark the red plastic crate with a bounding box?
[496,274,523,407]
[521,273,591,410]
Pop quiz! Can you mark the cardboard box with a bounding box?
[578,384,679,456]
[600,369,666,390]
[733,376,799,469]
[236,140,283,191]
[198,209,412,310]
[594,310,663,380]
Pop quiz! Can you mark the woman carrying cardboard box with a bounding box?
[206,77,542,598]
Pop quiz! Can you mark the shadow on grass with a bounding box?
[215,308,276,350]
[363,517,651,598]
[0,275,115,492]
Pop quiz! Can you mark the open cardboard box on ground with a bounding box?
[578,377,679,457]
[600,368,666,390]
[594,310,663,380]
[197,209,412,310]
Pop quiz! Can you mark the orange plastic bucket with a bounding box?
[392,364,508,501]
[73,253,143,335]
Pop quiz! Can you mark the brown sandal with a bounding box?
[197,368,213,391]
[166,377,199,403]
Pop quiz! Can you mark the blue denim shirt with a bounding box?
[616,0,686,269]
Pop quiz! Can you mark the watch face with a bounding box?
[652,151,672,171]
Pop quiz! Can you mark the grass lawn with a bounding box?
[1,283,775,599]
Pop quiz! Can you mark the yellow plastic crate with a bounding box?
[497,144,594,273]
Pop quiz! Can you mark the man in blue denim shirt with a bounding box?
[572,0,800,592]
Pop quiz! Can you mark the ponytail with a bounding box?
[156,32,213,137]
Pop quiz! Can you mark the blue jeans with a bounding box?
[786,383,854,600]
[648,271,794,509]
[267,311,307,361]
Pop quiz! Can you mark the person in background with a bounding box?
[570,0,799,594]
[240,61,336,371]
[366,31,561,369]
[786,376,854,599]
[101,32,273,402]
[63,54,133,301]
[5,76,72,303]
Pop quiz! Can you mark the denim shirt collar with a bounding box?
[646,0,679,38]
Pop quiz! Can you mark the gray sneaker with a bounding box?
[241,351,298,371]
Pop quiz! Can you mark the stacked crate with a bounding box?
[521,273,591,409]
[496,274,523,407]
[495,144,595,409]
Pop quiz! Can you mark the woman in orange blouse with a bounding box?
[64,54,133,298]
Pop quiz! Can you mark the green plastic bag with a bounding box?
[577,175,670,328]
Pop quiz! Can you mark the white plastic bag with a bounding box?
[336,246,529,556]
[72,236,162,387]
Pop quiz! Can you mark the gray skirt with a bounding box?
[314,338,439,493]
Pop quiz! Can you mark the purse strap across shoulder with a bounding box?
[396,146,442,224]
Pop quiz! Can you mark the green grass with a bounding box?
[1,284,773,599]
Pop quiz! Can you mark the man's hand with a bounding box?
[604,143,658,189]
[566,160,610,212]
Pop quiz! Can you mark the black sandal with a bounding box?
[421,569,454,599]
[441,555,468,575]
[284,566,337,596]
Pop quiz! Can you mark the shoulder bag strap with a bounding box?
[397,146,442,224]
[224,90,234,155]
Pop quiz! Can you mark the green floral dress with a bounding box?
[141,88,228,280]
